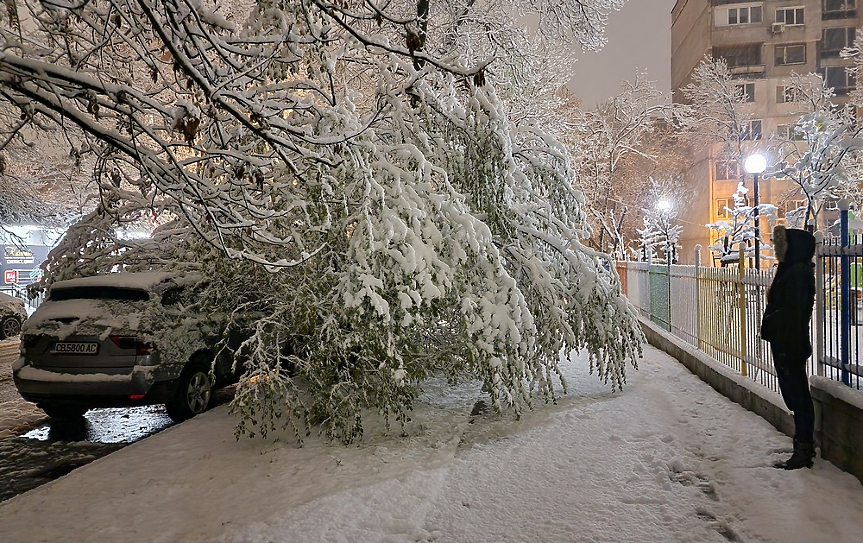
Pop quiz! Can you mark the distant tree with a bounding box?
[678,56,753,165]
[567,71,677,258]
[0,0,643,443]
[706,182,776,266]
[633,179,683,264]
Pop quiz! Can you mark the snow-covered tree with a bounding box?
[678,56,753,164]
[632,178,682,263]
[567,71,677,258]
[0,0,643,443]
[765,73,863,229]
[706,182,776,266]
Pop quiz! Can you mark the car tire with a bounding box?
[40,403,88,420]
[0,316,21,339]
[166,360,213,422]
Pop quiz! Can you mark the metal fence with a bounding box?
[619,222,863,394]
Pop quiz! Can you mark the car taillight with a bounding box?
[109,336,153,355]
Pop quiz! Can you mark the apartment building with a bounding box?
[671,0,861,265]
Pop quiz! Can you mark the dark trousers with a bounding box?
[771,345,815,444]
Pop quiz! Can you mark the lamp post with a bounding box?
[744,154,767,270]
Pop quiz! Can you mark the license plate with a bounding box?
[51,342,99,355]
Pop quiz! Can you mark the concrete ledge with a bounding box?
[811,377,863,484]
[638,316,794,439]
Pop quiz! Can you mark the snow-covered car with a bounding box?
[13,272,248,422]
[0,291,27,340]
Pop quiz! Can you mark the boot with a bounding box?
[775,440,815,470]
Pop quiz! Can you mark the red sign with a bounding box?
[4,270,17,284]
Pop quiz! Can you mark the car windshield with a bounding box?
[48,286,150,302]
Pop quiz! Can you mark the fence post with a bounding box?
[695,244,702,351]
[739,244,748,377]
[815,231,825,377]
[840,200,851,386]
[647,249,652,321]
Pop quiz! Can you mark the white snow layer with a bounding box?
[1,344,862,542]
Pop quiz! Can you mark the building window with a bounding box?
[715,160,741,180]
[776,85,805,103]
[719,4,764,26]
[742,119,763,140]
[736,82,756,102]
[775,44,806,66]
[821,27,855,57]
[716,198,732,220]
[819,66,856,94]
[777,124,806,140]
[823,0,856,19]
[776,7,805,25]
[712,44,762,69]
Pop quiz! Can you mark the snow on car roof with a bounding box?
[49,271,203,292]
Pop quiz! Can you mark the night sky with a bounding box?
[568,0,677,108]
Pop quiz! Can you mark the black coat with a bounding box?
[760,227,815,359]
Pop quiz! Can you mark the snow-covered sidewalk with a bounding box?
[1,343,862,542]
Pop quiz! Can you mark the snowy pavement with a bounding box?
[0,343,862,542]
[0,339,45,438]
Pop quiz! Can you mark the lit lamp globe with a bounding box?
[656,199,672,212]
[744,154,767,175]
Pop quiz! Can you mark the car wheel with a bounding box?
[166,361,213,422]
[40,403,88,420]
[0,316,21,339]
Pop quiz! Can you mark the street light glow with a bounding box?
[656,199,673,212]
[744,153,767,175]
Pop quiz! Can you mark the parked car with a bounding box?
[0,291,27,340]
[13,272,249,422]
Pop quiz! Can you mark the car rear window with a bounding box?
[48,286,150,302]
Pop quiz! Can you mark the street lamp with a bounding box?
[744,153,767,270]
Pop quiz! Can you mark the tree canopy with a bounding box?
[0,0,642,443]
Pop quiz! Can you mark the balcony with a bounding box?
[730,64,766,75]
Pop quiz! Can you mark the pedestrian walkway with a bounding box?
[0,344,862,542]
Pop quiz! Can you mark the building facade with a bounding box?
[671,0,861,265]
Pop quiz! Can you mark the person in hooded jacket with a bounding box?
[760,225,817,470]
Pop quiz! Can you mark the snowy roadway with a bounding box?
[0,343,862,542]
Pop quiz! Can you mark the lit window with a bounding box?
[716,198,732,219]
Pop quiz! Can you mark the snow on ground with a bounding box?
[0,339,46,438]
[1,343,862,542]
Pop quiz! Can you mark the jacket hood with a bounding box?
[773,225,815,265]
